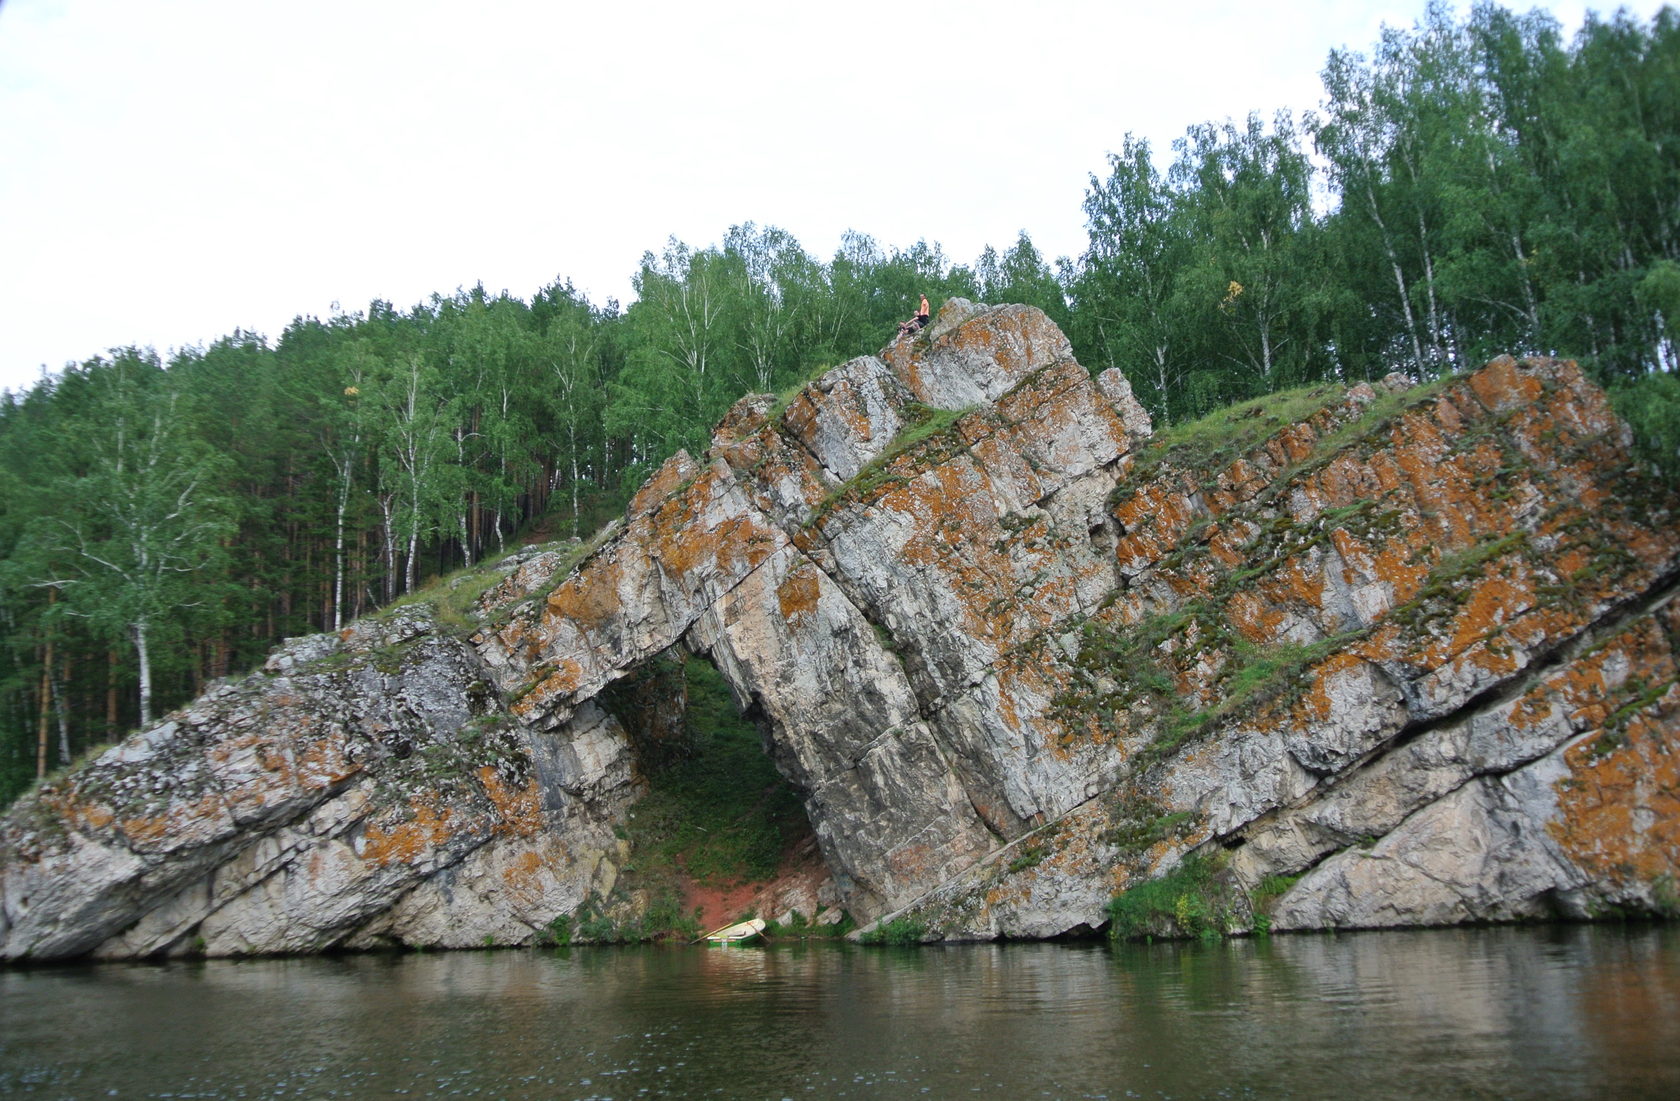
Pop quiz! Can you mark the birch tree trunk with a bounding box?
[132,618,153,728]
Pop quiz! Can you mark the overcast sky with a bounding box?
[0,0,1667,395]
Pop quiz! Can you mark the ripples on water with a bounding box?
[2,925,1677,1099]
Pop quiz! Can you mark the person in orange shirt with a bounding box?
[899,293,931,336]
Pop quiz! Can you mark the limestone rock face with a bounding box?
[474,300,1149,919]
[3,298,1677,960]
[0,602,635,959]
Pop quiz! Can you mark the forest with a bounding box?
[2,2,1678,807]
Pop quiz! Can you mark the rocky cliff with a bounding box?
[2,300,1676,960]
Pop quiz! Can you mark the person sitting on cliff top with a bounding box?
[897,293,931,336]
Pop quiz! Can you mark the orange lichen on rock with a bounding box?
[510,658,583,718]
[1205,457,1273,513]
[18,326,1680,962]
[777,389,825,445]
[498,849,550,907]
[1523,622,1651,733]
[1266,422,1322,467]
[115,790,230,850]
[1466,355,1546,413]
[710,394,773,446]
[1328,525,1432,610]
[545,557,625,628]
[642,472,726,576]
[478,766,544,839]
[887,841,934,880]
[1449,572,1535,662]
[994,362,1132,464]
[1261,554,1332,617]
[804,377,878,443]
[1309,449,1391,510]
[111,812,171,845]
[46,791,114,833]
[776,565,822,624]
[714,423,830,511]
[1205,521,1252,570]
[1293,651,1374,723]
[1551,699,1680,886]
[359,798,456,867]
[1547,603,1680,890]
[644,478,778,582]
[627,450,700,517]
[291,733,358,790]
[1227,587,1290,645]
[711,514,778,578]
[888,465,1025,641]
[1112,483,1199,570]
[216,724,355,797]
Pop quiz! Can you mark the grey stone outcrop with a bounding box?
[3,301,1675,960]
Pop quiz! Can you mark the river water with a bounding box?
[2,924,1677,1100]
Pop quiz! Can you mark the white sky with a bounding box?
[0,0,1668,395]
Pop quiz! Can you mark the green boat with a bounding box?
[703,917,766,947]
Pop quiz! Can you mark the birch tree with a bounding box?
[1072,135,1191,422]
[537,282,605,538]
[24,353,233,727]
[724,222,802,392]
[612,238,741,458]
[977,231,1068,328]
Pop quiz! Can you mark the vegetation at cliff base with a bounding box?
[621,655,806,888]
[5,3,1680,809]
[1106,856,1247,942]
[859,916,929,946]
[540,654,809,944]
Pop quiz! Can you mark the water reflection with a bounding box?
[2,925,1676,1099]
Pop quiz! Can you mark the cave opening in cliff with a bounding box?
[599,649,822,927]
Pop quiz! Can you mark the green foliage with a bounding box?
[1147,635,1353,760]
[1058,583,1366,762]
[1106,855,1238,942]
[637,893,703,943]
[760,909,855,940]
[0,230,989,802]
[381,556,508,636]
[619,655,806,888]
[562,891,699,945]
[0,752,30,810]
[1119,384,1341,490]
[1006,844,1047,873]
[1652,875,1680,920]
[859,916,928,946]
[1074,3,1680,412]
[1247,873,1299,935]
[1104,792,1198,854]
[976,230,1070,330]
[6,353,239,727]
[1250,874,1300,910]
[1610,371,1680,479]
[572,896,625,944]
[1071,111,1328,427]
